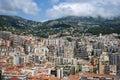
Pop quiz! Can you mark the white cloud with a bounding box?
[0,0,40,15]
[51,0,59,4]
[47,0,120,19]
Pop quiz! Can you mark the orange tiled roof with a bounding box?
[69,75,79,80]
[9,77,21,80]
[41,74,49,80]
[28,75,41,79]
[38,69,46,73]
[88,64,96,68]
[81,73,118,78]
[50,77,59,80]
[28,75,60,80]
[3,66,24,75]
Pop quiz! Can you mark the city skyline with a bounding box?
[0,0,120,80]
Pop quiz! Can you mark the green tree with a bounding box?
[67,37,72,42]
[23,45,29,55]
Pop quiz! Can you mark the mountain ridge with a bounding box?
[0,15,120,38]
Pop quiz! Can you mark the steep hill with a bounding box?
[0,15,41,34]
[0,15,120,38]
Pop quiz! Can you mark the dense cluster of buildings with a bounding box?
[0,31,120,80]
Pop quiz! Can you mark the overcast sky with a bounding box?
[0,0,120,21]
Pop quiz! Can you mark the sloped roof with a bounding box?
[9,77,21,80]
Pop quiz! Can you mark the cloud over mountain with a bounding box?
[47,0,120,19]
